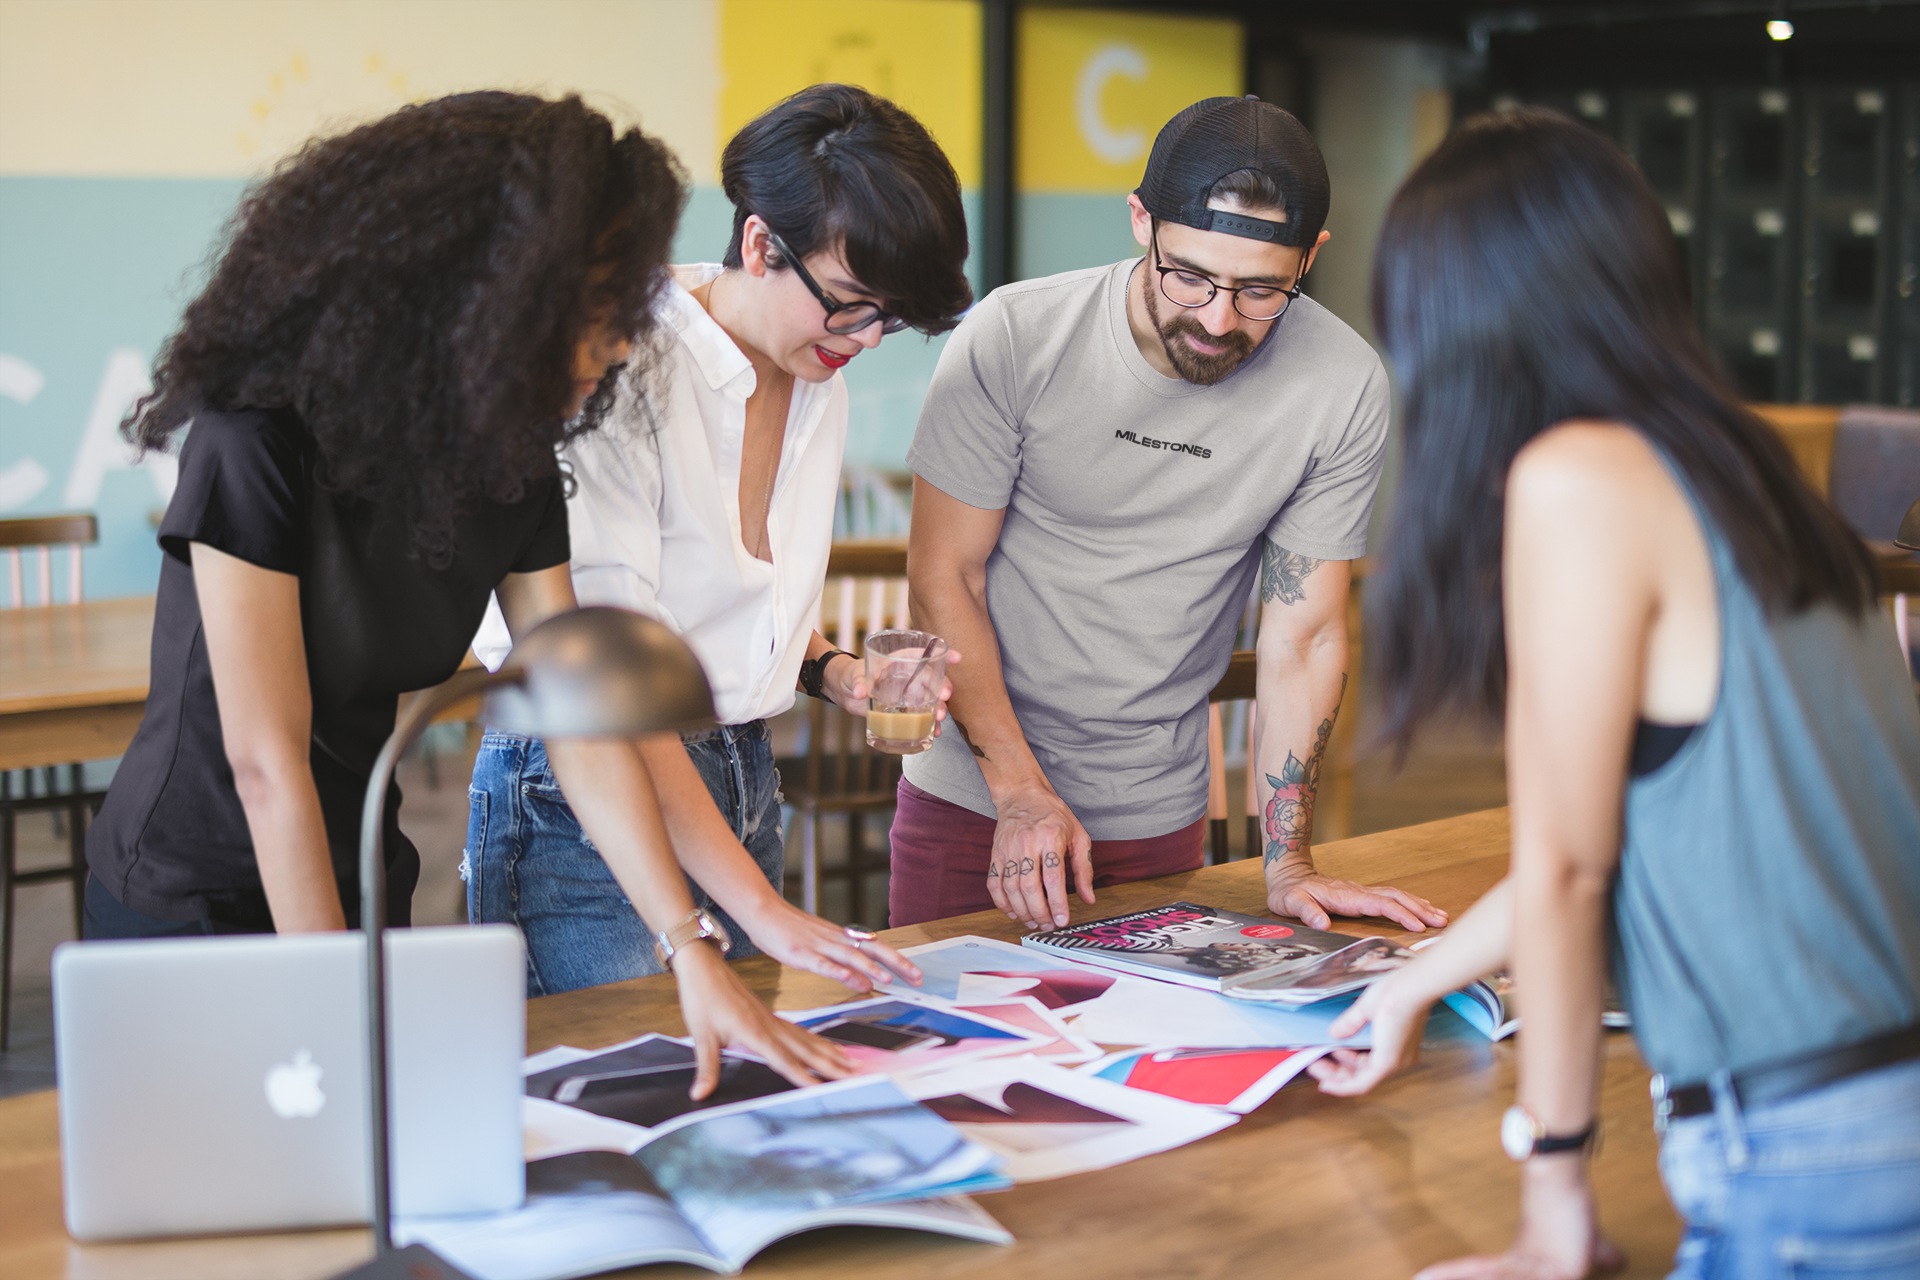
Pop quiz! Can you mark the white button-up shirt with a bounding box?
[475,264,848,724]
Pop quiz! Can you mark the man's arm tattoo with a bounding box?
[951,715,988,760]
[1259,538,1324,606]
[1262,674,1346,867]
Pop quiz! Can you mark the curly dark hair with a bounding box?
[126,90,687,566]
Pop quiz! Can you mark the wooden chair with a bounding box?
[1754,403,1920,673]
[2,513,105,1050]
[777,539,911,924]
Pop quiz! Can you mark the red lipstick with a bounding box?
[814,345,852,370]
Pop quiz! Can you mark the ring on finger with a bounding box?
[843,925,877,953]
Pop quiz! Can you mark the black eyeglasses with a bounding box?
[763,226,909,336]
[1150,224,1304,322]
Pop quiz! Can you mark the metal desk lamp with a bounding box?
[346,606,714,1276]
[1897,496,1920,551]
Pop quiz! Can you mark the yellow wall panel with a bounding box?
[718,0,980,188]
[1017,7,1242,194]
[0,0,721,180]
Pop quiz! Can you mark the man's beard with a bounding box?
[1143,281,1261,385]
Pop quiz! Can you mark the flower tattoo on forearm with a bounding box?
[1262,676,1345,868]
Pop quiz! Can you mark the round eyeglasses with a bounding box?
[764,225,909,336]
[1150,225,1304,323]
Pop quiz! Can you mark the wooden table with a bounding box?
[0,808,1683,1279]
[0,597,152,773]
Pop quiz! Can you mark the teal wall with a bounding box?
[0,179,999,599]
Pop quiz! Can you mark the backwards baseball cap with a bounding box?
[1135,95,1330,249]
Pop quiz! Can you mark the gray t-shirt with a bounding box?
[904,258,1389,838]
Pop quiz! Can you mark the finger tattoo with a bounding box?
[1019,857,1035,875]
[1044,851,1061,868]
[1003,860,1020,879]
[986,862,999,879]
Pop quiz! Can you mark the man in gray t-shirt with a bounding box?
[891,97,1446,937]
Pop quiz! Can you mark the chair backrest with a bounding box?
[0,513,97,608]
[791,539,913,808]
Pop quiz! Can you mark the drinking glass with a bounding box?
[863,630,949,754]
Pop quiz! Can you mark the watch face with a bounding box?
[1501,1104,1537,1161]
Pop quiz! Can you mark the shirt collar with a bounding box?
[664,264,756,396]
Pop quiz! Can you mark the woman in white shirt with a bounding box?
[468,84,971,996]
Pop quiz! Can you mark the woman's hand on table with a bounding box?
[741,894,924,993]
[1307,970,1434,1095]
[670,941,855,1096]
[1414,1158,1623,1280]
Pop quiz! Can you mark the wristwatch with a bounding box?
[1501,1105,1598,1161]
[652,907,732,969]
[798,649,856,701]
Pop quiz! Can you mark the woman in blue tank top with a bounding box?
[1307,109,1920,1279]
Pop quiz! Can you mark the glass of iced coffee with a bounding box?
[863,629,949,754]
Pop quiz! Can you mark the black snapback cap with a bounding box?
[1135,95,1329,248]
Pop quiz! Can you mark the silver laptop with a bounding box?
[53,924,525,1241]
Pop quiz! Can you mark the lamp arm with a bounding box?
[360,665,521,1253]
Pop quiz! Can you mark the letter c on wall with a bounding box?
[1076,43,1149,165]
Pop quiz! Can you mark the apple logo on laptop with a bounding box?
[264,1048,326,1119]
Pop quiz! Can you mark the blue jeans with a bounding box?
[1657,1056,1920,1279]
[464,723,784,997]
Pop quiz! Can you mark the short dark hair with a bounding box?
[127,91,686,567]
[720,84,971,334]
[1367,107,1875,750]
[1207,167,1285,216]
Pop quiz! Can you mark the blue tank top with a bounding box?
[1612,457,1920,1084]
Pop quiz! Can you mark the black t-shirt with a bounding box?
[88,407,570,928]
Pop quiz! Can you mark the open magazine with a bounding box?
[1023,902,1411,1001]
[399,1077,1011,1280]
[1442,972,1634,1041]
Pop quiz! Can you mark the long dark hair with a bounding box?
[720,83,971,334]
[126,91,687,566]
[1369,107,1874,748]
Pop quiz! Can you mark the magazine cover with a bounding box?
[1022,902,1363,991]
[1221,936,1416,1004]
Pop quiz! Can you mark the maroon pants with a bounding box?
[886,778,1205,927]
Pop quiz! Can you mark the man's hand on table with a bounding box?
[1414,1157,1624,1280]
[738,893,924,993]
[669,940,855,1097]
[987,782,1095,930]
[1264,853,1449,932]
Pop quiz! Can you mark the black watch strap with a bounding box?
[1534,1124,1599,1156]
[799,649,856,700]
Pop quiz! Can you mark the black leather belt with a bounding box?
[1653,1023,1920,1124]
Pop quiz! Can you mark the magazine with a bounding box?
[782,995,1053,1075]
[1442,972,1633,1041]
[1085,1045,1334,1114]
[1022,902,1378,992]
[899,933,1374,1049]
[400,1077,1011,1279]
[899,1058,1235,1182]
[1221,936,1417,1004]
[526,1033,796,1130]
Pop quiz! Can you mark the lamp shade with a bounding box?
[482,606,717,738]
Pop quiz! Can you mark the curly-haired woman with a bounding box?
[1305,109,1920,1277]
[467,84,972,996]
[85,91,853,1090]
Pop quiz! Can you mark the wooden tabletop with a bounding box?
[0,596,153,772]
[0,808,1683,1280]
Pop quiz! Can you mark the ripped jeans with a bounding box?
[464,722,784,997]
[1657,1055,1920,1279]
